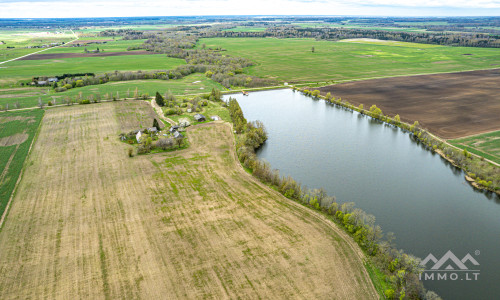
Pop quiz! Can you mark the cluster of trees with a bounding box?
[227,97,267,165]
[410,128,499,193]
[138,31,277,88]
[228,95,438,299]
[50,30,276,92]
[155,88,220,116]
[204,26,500,48]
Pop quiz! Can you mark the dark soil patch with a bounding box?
[318,69,500,139]
[19,51,160,60]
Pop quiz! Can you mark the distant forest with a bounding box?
[2,16,499,48]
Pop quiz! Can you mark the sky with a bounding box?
[1,0,500,18]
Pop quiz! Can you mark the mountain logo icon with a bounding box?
[420,250,479,271]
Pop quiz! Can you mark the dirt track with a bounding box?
[318,69,500,139]
[0,102,376,299]
[19,50,159,60]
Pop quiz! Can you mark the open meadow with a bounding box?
[0,109,44,219]
[450,131,500,164]
[41,38,147,54]
[317,68,500,139]
[0,73,225,109]
[0,101,376,299]
[200,37,500,83]
[0,29,76,63]
[0,54,185,83]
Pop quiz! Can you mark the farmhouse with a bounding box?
[194,114,206,122]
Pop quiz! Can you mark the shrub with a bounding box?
[164,108,176,115]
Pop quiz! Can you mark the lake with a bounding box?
[224,89,500,300]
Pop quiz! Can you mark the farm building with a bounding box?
[194,114,206,122]
[147,127,158,134]
[48,77,58,83]
[170,125,180,133]
[136,131,142,142]
[210,116,220,121]
[173,131,184,139]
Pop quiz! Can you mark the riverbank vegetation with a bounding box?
[227,97,439,300]
[450,131,500,165]
[300,88,500,194]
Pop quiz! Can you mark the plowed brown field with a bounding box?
[318,69,500,139]
[0,102,376,299]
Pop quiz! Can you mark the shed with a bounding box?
[194,114,206,122]
[136,131,142,143]
[173,131,184,139]
[169,125,180,133]
[48,77,59,83]
[148,127,158,134]
[210,116,220,121]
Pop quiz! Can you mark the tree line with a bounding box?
[204,26,500,48]
[228,96,440,300]
[301,88,500,194]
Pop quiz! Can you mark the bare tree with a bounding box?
[175,137,184,148]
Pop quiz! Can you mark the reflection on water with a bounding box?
[225,89,500,300]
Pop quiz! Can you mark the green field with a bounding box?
[0,73,225,108]
[200,37,500,83]
[450,131,500,164]
[41,39,147,54]
[292,23,427,32]
[0,54,185,83]
[0,30,75,63]
[0,109,44,217]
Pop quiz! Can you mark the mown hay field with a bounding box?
[0,101,376,299]
[200,37,500,83]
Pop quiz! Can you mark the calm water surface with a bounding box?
[224,89,500,300]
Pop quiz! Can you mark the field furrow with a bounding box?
[0,102,376,299]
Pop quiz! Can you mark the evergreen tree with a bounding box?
[155,91,165,106]
[153,118,160,130]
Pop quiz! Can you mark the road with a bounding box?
[0,29,79,65]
